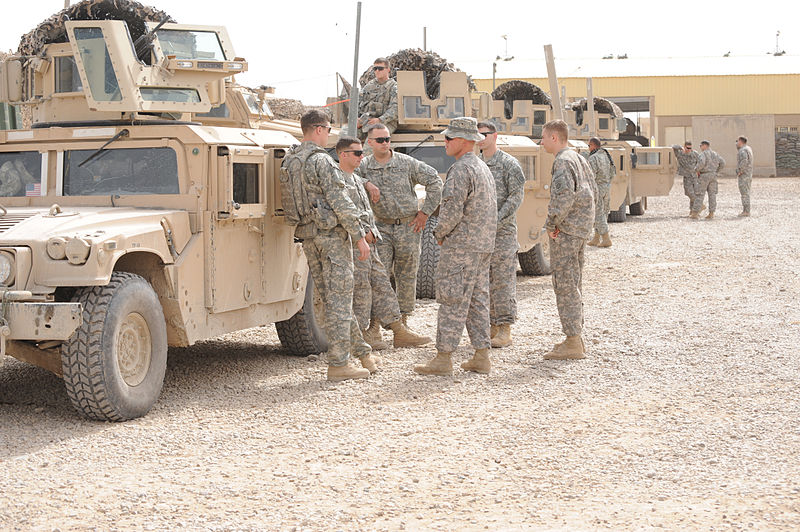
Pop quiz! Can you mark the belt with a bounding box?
[376,215,416,225]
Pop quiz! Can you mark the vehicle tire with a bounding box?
[275,275,328,356]
[608,202,627,223]
[61,272,168,422]
[416,215,440,299]
[629,200,645,216]
[518,239,552,276]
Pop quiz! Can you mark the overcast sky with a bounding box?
[1,0,798,105]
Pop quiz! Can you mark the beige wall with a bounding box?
[691,115,776,177]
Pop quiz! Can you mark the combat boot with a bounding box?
[413,351,453,376]
[738,211,750,217]
[362,320,389,351]
[598,233,612,248]
[543,336,586,360]
[699,203,707,215]
[359,353,382,374]
[461,348,491,374]
[491,324,512,348]
[388,320,431,348]
[587,232,601,247]
[400,314,410,327]
[689,211,699,219]
[490,324,498,339]
[327,361,371,381]
[705,212,714,220]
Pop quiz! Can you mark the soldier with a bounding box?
[414,117,497,376]
[539,119,596,360]
[335,136,431,350]
[281,110,375,381]
[691,140,725,220]
[672,141,702,216]
[586,137,615,248]
[0,159,37,197]
[736,136,754,217]
[476,121,524,348]
[359,123,442,327]
[357,58,398,140]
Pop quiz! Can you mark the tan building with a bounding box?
[475,55,800,176]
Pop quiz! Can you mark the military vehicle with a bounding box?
[0,18,324,420]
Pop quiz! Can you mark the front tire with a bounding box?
[629,200,645,216]
[62,272,167,421]
[276,275,328,356]
[608,202,627,223]
[518,239,552,276]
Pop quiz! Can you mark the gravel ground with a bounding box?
[1,177,799,530]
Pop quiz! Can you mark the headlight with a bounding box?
[0,252,15,286]
[65,238,91,265]
[47,237,68,260]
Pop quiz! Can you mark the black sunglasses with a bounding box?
[444,135,454,141]
[373,66,386,71]
[479,131,495,136]
[312,124,332,132]
[370,136,391,143]
[343,149,364,156]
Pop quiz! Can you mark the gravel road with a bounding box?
[1,177,799,530]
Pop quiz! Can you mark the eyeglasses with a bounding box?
[373,66,386,71]
[343,150,364,156]
[479,131,495,137]
[312,124,332,133]
[370,137,391,144]
[444,136,454,142]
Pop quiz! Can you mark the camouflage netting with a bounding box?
[571,97,624,119]
[357,48,476,100]
[491,80,551,120]
[17,0,174,57]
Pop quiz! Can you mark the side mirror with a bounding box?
[0,59,23,102]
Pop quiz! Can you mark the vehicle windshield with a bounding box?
[394,146,455,174]
[63,147,179,196]
[155,30,226,60]
[0,152,42,197]
[244,93,263,115]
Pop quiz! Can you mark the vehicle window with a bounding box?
[140,88,200,103]
[436,97,465,119]
[638,151,661,166]
[533,110,547,125]
[394,146,455,174]
[403,96,431,119]
[599,118,609,130]
[155,30,226,61]
[244,93,263,115]
[0,152,42,197]
[73,27,122,102]
[54,56,83,93]
[197,103,230,118]
[516,155,536,182]
[233,163,260,204]
[63,147,179,196]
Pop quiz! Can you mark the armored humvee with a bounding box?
[0,20,322,420]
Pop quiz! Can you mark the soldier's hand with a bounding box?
[410,211,428,233]
[367,117,380,126]
[547,228,559,239]
[365,230,376,244]
[365,181,380,203]
[356,237,370,261]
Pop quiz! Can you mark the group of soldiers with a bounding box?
[673,137,754,219]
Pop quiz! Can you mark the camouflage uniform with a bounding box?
[434,152,497,352]
[481,149,524,326]
[545,148,596,337]
[737,145,754,213]
[587,148,614,236]
[672,145,700,207]
[358,78,398,139]
[341,170,402,329]
[693,149,725,214]
[359,151,442,316]
[287,141,371,366]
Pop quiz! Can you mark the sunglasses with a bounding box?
[343,149,364,156]
[479,131,495,136]
[313,124,332,133]
[373,66,386,71]
[370,137,391,144]
[444,136,454,142]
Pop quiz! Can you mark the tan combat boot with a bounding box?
[705,212,714,220]
[738,211,750,217]
[388,320,431,348]
[598,232,612,248]
[413,351,453,376]
[327,361,371,381]
[362,320,389,351]
[543,336,586,360]
[359,353,382,374]
[490,324,498,339]
[401,314,410,327]
[587,232,601,247]
[699,203,707,215]
[461,348,491,374]
[491,324,512,348]
[689,211,699,219]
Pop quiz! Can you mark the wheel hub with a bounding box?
[117,312,152,387]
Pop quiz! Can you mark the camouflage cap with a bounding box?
[441,116,484,142]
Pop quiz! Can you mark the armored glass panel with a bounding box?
[140,88,201,103]
[394,146,455,174]
[54,56,83,93]
[197,103,230,118]
[233,163,260,204]
[436,97,465,119]
[0,152,42,197]
[155,30,226,60]
[244,94,263,115]
[617,118,627,132]
[63,147,179,196]
[510,117,530,134]
[491,118,508,133]
[533,110,547,125]
[639,152,661,165]
[599,118,609,130]
[73,27,122,102]
[403,96,431,119]
[516,155,536,182]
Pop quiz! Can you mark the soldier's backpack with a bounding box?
[279,144,326,226]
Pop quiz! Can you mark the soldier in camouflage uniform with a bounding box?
[357,58,398,141]
[672,141,702,216]
[736,136,754,217]
[414,117,497,376]
[359,123,442,326]
[692,140,725,220]
[586,137,615,248]
[539,120,596,360]
[282,110,375,381]
[335,136,431,351]
[0,159,37,197]
[476,121,524,348]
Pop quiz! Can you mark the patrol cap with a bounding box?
[441,116,484,142]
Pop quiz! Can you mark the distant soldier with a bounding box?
[335,136,431,351]
[692,140,725,220]
[539,119,596,360]
[476,121,524,348]
[414,117,497,375]
[672,141,702,216]
[736,136,754,217]
[586,137,615,248]
[359,124,442,329]
[281,110,374,381]
[357,58,398,140]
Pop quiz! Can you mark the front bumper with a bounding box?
[0,291,82,357]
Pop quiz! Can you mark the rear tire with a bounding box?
[629,200,645,216]
[518,240,552,276]
[608,202,627,223]
[416,215,440,299]
[276,275,328,356]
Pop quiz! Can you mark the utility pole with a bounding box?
[64,0,70,7]
[544,44,563,121]
[346,2,362,137]
[423,27,427,51]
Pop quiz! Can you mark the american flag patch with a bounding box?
[25,183,41,196]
